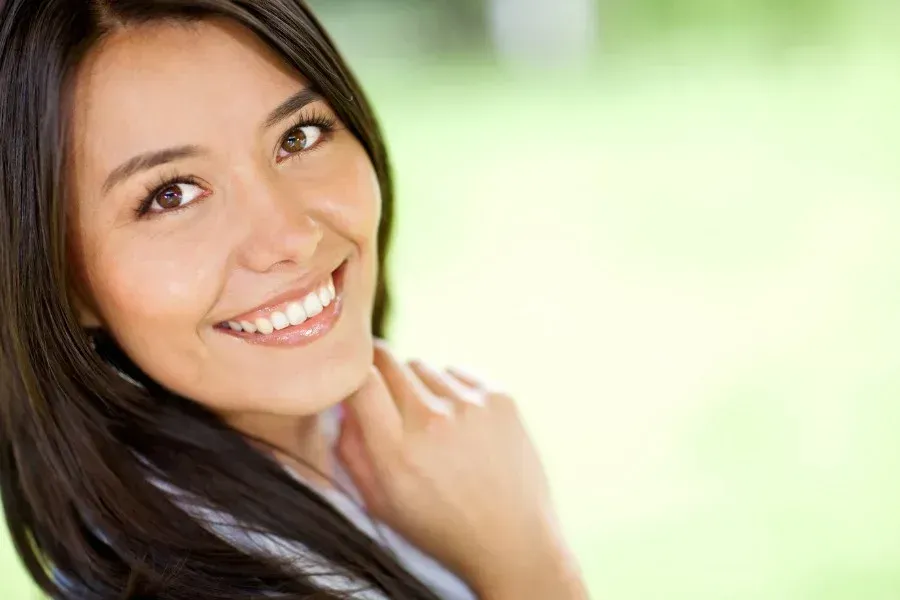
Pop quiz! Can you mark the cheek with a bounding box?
[81,230,224,379]
[337,152,382,301]
[311,142,382,250]
[102,256,200,321]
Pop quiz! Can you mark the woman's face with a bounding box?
[69,20,380,418]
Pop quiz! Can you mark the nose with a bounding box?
[233,177,324,273]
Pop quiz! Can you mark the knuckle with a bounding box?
[420,406,454,431]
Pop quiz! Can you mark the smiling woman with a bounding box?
[70,20,382,421]
[0,1,588,599]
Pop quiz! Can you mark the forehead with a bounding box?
[71,19,306,175]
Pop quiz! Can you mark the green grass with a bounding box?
[4,37,899,599]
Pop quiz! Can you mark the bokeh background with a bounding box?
[4,0,900,597]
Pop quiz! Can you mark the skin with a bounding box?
[69,20,379,463]
[340,346,591,599]
[68,18,588,598]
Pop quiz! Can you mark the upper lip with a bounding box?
[218,260,343,325]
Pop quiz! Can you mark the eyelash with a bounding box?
[278,109,338,162]
[134,111,339,218]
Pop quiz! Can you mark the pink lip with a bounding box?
[219,260,345,325]
[215,261,347,348]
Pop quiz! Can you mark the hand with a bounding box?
[337,342,588,598]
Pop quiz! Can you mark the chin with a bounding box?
[264,331,373,416]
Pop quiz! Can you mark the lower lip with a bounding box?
[217,263,346,348]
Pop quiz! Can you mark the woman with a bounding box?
[0,1,588,598]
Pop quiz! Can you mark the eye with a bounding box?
[277,125,324,160]
[148,182,206,213]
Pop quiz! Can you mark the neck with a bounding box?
[225,409,336,489]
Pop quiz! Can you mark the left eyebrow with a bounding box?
[102,145,204,195]
[263,87,323,128]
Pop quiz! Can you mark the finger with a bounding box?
[373,341,441,424]
[446,366,488,391]
[403,360,456,415]
[409,360,485,407]
[343,366,403,452]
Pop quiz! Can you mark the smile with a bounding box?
[215,261,346,347]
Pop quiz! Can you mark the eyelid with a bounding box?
[275,109,338,162]
[135,174,211,219]
[146,182,208,214]
[132,108,338,219]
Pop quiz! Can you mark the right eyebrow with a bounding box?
[102,145,203,195]
[263,87,323,129]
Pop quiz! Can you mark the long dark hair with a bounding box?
[0,1,440,598]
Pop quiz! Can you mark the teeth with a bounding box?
[286,302,307,326]
[270,311,289,330]
[255,317,274,335]
[318,285,332,307]
[303,291,323,317]
[227,273,337,335]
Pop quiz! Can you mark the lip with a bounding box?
[220,259,346,324]
[215,260,347,348]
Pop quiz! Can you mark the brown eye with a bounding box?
[148,182,206,213]
[277,125,324,160]
[281,128,308,154]
[156,185,183,209]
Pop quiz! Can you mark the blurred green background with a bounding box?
[4,0,900,597]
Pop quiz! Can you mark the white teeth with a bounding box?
[228,275,336,336]
[270,311,289,330]
[286,302,307,326]
[255,317,274,335]
[303,292,323,317]
[318,286,332,307]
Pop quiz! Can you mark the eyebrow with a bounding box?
[101,87,322,194]
[263,87,322,128]
[102,145,203,194]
